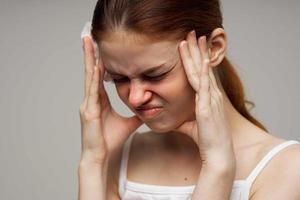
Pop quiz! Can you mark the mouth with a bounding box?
[136,107,163,119]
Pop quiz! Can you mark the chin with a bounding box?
[144,111,195,133]
[144,119,180,133]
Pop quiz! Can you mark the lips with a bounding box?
[136,106,163,119]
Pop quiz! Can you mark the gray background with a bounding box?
[0,0,299,199]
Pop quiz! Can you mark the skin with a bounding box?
[79,27,300,199]
[98,28,272,157]
[100,35,195,133]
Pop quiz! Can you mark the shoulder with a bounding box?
[250,138,300,200]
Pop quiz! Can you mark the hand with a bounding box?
[79,37,143,165]
[176,30,235,171]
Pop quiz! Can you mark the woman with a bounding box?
[78,0,300,199]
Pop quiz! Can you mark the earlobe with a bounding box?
[207,28,227,67]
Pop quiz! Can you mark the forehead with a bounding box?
[99,31,179,74]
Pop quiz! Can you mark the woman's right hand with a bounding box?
[79,37,143,165]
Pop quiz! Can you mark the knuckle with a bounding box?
[217,91,224,102]
[216,89,222,97]
[83,106,101,121]
[79,108,83,116]
[85,68,93,75]
[82,111,90,120]
[89,90,98,98]
[82,110,93,121]
[197,107,211,120]
[79,104,86,115]
[200,76,209,84]
[211,98,218,108]
[191,72,199,77]
[195,61,201,68]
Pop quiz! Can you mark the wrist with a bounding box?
[200,161,236,180]
[78,160,109,181]
[200,149,236,174]
[79,151,109,167]
[194,162,235,200]
[79,156,109,171]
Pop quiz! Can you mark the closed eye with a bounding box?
[112,61,177,84]
[112,73,167,83]
[143,71,169,81]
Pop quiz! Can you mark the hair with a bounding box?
[90,0,268,132]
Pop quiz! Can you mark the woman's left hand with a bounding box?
[175,30,236,172]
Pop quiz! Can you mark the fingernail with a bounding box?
[195,93,199,101]
[180,40,187,47]
[190,30,195,36]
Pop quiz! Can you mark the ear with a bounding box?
[207,28,227,67]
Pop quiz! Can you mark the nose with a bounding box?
[128,79,152,108]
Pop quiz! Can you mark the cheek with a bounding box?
[160,68,195,102]
[162,69,196,117]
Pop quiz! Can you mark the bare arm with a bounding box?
[78,147,122,200]
[191,165,235,200]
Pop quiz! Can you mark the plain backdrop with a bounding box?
[0,0,299,199]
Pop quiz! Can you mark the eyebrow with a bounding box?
[105,63,166,76]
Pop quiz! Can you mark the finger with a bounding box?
[198,58,211,111]
[208,66,224,115]
[198,36,210,62]
[208,66,219,105]
[124,115,143,135]
[187,30,202,75]
[199,33,222,108]
[96,54,106,96]
[208,66,217,90]
[86,66,100,111]
[208,65,220,97]
[96,55,112,109]
[174,120,196,135]
[83,37,96,99]
[179,41,200,91]
[199,36,217,93]
[197,36,219,105]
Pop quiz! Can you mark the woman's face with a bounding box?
[99,32,195,132]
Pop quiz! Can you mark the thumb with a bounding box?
[125,115,143,134]
[174,120,200,146]
[174,120,196,136]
